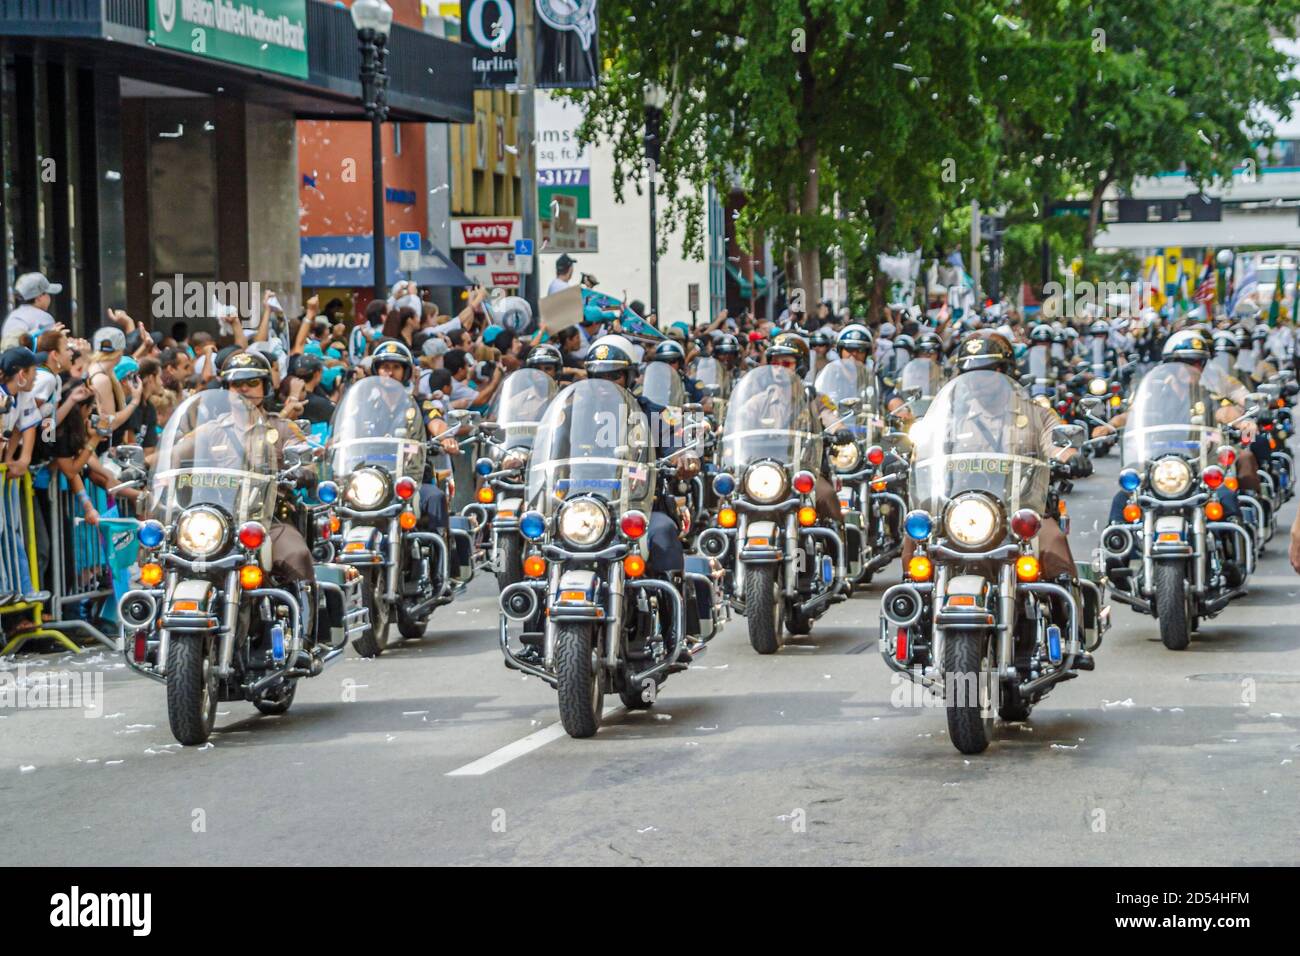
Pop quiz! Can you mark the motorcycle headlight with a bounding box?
[347,468,389,510]
[1151,457,1192,498]
[1089,378,1108,396]
[558,498,610,547]
[945,496,1001,549]
[744,462,788,504]
[831,442,861,473]
[176,506,229,558]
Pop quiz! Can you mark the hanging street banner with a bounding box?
[148,0,309,79]
[535,0,600,89]
[460,0,519,88]
[536,92,590,219]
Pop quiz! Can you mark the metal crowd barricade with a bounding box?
[40,472,120,652]
[0,465,92,656]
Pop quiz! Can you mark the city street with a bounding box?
[3,454,1297,867]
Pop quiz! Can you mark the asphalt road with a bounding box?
[3,453,1298,866]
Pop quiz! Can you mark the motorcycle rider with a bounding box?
[368,339,460,533]
[170,350,319,636]
[582,332,707,639]
[760,332,843,522]
[1097,330,1260,528]
[901,331,1081,584]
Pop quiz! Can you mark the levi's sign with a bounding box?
[149,0,309,80]
[451,218,521,249]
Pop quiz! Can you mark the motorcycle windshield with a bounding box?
[638,361,686,409]
[1089,338,1107,367]
[1122,362,1218,470]
[327,377,427,481]
[899,357,944,397]
[492,368,557,452]
[1028,344,1051,379]
[909,371,1050,516]
[526,379,656,517]
[721,365,821,472]
[692,357,727,391]
[150,390,278,525]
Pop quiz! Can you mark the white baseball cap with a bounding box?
[15,272,61,301]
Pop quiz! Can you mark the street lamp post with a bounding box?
[352,0,394,300]
[1216,247,1234,314]
[644,83,666,319]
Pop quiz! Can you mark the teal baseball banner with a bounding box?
[149,0,309,80]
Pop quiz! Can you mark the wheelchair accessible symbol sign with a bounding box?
[399,232,421,272]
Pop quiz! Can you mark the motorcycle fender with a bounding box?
[167,579,219,615]
[341,525,382,556]
[944,574,992,608]
[496,496,523,521]
[1151,515,1192,557]
[745,520,778,547]
[556,569,599,604]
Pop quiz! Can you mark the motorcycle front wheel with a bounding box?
[944,630,994,754]
[167,632,218,745]
[744,564,784,654]
[1154,561,1191,650]
[353,573,390,657]
[556,624,602,737]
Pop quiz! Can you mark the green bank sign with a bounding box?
[149,0,309,79]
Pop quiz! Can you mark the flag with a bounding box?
[1291,265,1299,326]
[1173,258,1189,313]
[1192,251,1216,304]
[1269,271,1283,326]
[1229,257,1258,315]
[1144,258,1164,309]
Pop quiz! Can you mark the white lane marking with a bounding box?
[446,706,626,776]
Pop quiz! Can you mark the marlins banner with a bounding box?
[149,0,308,79]
[535,0,600,89]
[460,0,519,88]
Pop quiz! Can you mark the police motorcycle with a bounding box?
[496,377,721,738]
[893,354,945,421]
[473,366,558,589]
[1025,324,1059,398]
[813,360,873,586]
[118,388,369,745]
[319,375,456,656]
[1100,359,1259,650]
[879,357,1104,754]
[701,363,849,653]
[637,358,709,545]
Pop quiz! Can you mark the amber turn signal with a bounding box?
[239,564,264,589]
[523,555,547,578]
[797,506,817,527]
[906,555,932,582]
[1015,555,1040,582]
[399,511,417,530]
[718,507,737,529]
[623,554,646,578]
[1122,504,1141,523]
[140,563,164,587]
[1205,500,1224,521]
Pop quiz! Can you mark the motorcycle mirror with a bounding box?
[295,418,312,434]
[682,402,703,414]
[700,384,722,397]
[1051,424,1085,449]
[1080,396,1102,412]
[112,444,146,469]
[838,397,861,411]
[478,421,503,436]
[1019,373,1033,387]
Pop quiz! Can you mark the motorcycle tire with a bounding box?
[556,624,602,738]
[352,574,389,658]
[167,632,218,746]
[254,679,297,716]
[944,630,993,754]
[1093,443,1111,458]
[495,535,523,591]
[744,564,784,655]
[396,605,429,641]
[1154,561,1191,650]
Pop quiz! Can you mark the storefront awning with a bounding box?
[301,235,473,289]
